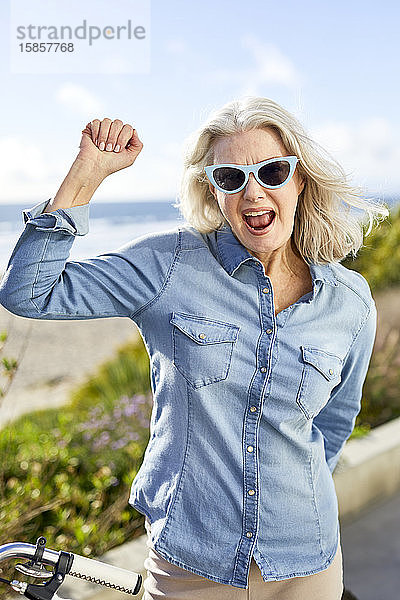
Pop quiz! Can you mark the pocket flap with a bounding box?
[170,312,240,345]
[301,346,343,381]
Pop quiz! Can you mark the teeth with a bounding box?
[244,210,274,217]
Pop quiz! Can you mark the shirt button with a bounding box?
[199,333,206,339]
[250,406,257,413]
[247,445,254,452]
[246,532,253,538]
[248,489,256,496]
[260,366,267,373]
[266,328,273,334]
[262,287,269,293]
[329,368,334,375]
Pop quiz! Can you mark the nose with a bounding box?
[242,172,266,201]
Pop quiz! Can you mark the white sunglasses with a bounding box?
[204,156,299,194]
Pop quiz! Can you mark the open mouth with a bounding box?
[242,210,276,234]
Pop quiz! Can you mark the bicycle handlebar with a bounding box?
[68,552,141,594]
[0,541,142,597]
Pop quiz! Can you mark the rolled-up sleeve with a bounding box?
[0,199,179,321]
[22,198,90,236]
[312,299,377,474]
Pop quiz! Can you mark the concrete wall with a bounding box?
[334,416,400,521]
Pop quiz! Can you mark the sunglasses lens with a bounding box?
[213,167,246,192]
[258,160,291,187]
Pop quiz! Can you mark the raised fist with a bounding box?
[78,117,144,178]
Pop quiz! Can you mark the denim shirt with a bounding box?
[0,198,376,588]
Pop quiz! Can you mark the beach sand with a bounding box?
[0,304,141,428]
[0,284,399,429]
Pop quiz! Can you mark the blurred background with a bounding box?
[1,1,399,599]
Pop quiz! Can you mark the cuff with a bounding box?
[22,198,89,236]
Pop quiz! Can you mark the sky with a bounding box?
[0,0,399,206]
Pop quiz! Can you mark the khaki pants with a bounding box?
[143,517,344,600]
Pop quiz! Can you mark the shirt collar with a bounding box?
[216,223,337,286]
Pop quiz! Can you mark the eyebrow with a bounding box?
[212,156,285,165]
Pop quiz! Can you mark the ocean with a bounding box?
[0,200,185,274]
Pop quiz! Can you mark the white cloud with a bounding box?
[100,55,134,73]
[0,136,61,202]
[96,148,182,202]
[206,35,302,97]
[55,83,106,117]
[0,137,49,183]
[310,117,400,196]
[165,39,186,54]
[241,35,301,89]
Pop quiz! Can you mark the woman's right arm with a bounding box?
[0,119,179,321]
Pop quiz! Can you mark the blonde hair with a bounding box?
[174,96,389,264]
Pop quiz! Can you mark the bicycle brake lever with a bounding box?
[24,552,73,600]
[15,537,53,579]
[15,563,53,579]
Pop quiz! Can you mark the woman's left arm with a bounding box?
[312,300,377,474]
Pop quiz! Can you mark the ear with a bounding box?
[208,182,217,200]
[296,174,305,196]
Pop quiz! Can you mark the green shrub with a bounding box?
[0,336,152,595]
[341,203,400,436]
[69,334,151,409]
[0,328,18,403]
[0,390,152,547]
[342,203,400,292]
[353,325,400,433]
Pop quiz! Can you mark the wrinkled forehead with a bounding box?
[212,127,288,165]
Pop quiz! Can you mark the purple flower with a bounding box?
[124,404,138,417]
[111,439,128,450]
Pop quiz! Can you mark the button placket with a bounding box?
[244,276,275,540]
[242,416,258,542]
[241,275,276,547]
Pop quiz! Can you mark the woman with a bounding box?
[0,97,389,600]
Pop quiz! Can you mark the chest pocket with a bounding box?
[170,312,240,389]
[296,346,343,419]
